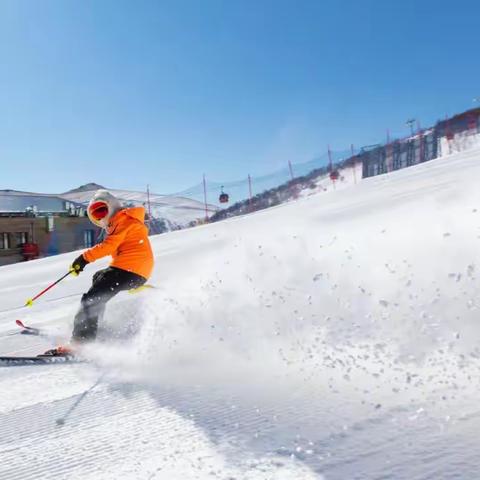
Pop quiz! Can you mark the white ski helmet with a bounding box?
[87,190,122,228]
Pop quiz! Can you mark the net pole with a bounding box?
[203,174,209,222]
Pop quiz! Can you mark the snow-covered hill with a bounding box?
[1,146,480,479]
[210,161,362,222]
[175,148,352,205]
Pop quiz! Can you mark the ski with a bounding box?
[16,319,41,336]
[0,355,80,367]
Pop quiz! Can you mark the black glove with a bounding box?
[71,254,89,274]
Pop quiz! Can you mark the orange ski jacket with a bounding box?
[83,207,154,280]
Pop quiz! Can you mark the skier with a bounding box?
[46,190,154,356]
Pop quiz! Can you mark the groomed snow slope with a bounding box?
[1,147,480,479]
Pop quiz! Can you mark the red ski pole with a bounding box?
[25,270,74,307]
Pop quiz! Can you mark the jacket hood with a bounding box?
[110,206,146,225]
[88,189,123,228]
[124,206,146,223]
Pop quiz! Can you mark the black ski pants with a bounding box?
[72,266,146,342]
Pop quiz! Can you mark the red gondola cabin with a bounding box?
[219,187,229,204]
[329,170,340,181]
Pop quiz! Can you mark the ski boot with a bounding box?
[41,344,76,357]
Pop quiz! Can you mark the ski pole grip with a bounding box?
[69,266,79,277]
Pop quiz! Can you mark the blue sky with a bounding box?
[0,0,478,194]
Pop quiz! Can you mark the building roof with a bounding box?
[0,190,83,214]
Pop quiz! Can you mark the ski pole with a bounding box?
[24,270,74,307]
[56,372,106,426]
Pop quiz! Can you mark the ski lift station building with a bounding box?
[0,190,100,266]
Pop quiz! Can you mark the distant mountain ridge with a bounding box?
[64,183,106,194]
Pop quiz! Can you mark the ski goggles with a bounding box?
[88,201,109,221]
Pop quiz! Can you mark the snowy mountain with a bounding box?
[64,183,106,194]
[1,146,480,478]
